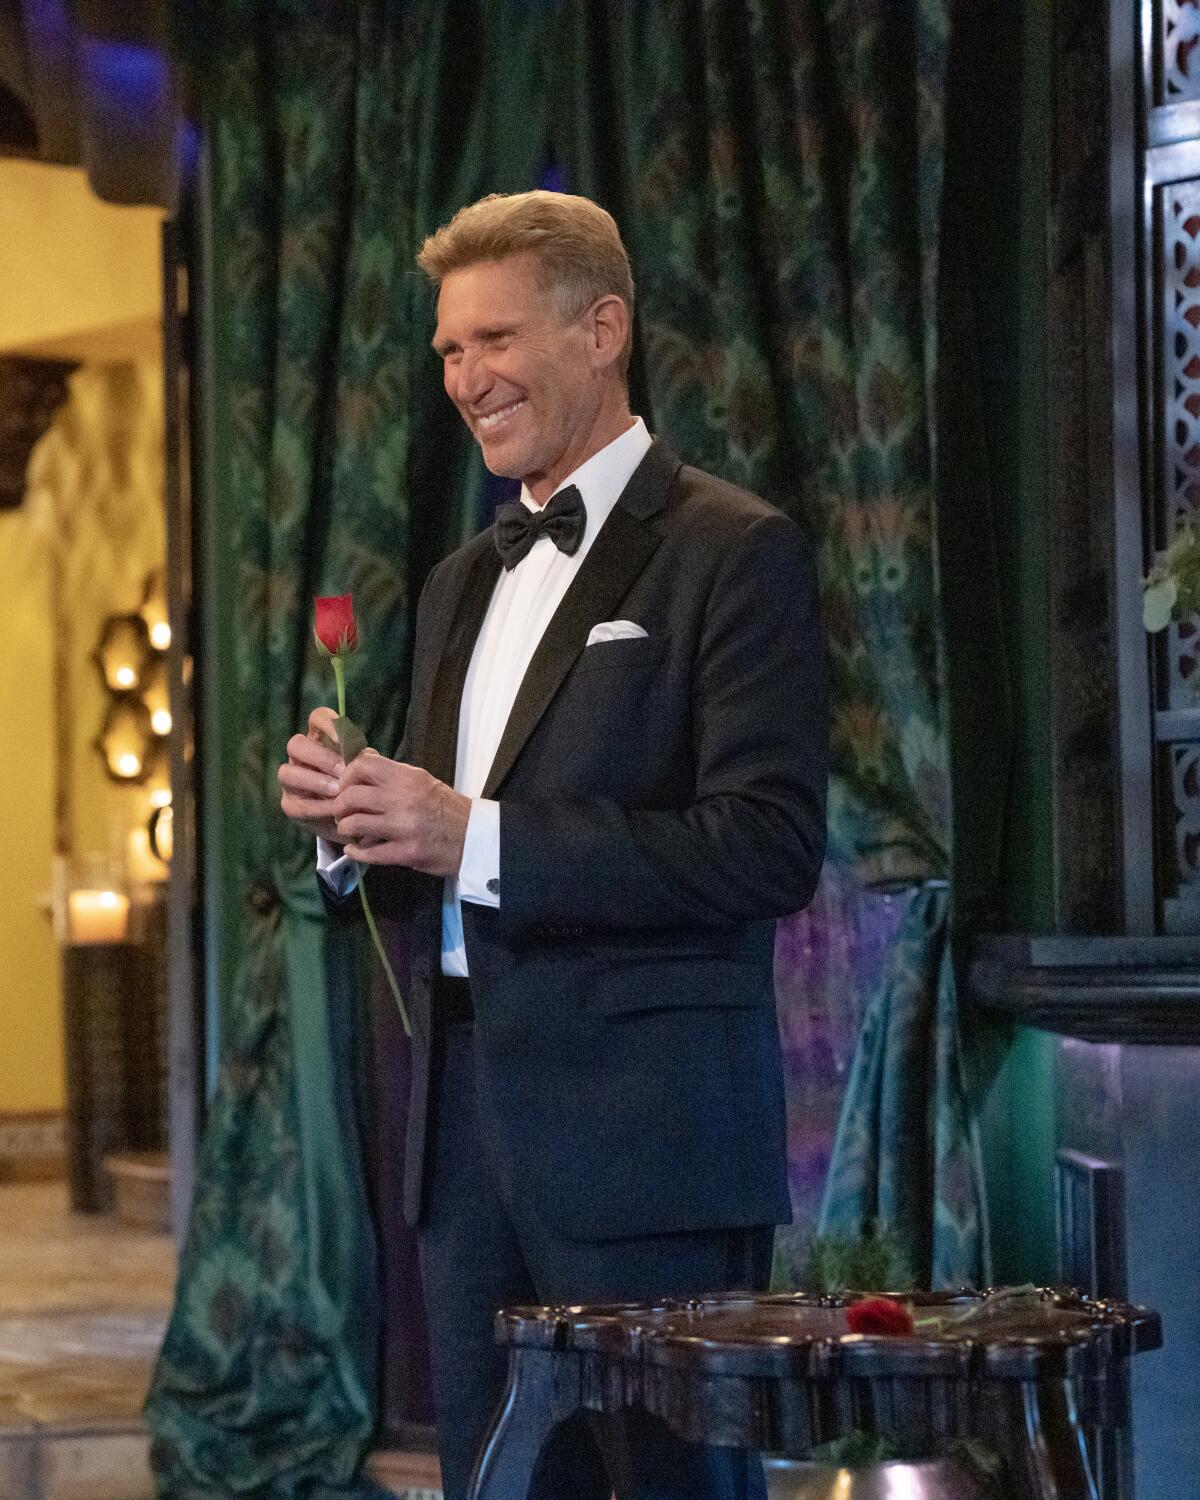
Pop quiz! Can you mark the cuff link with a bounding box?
[486,877,500,896]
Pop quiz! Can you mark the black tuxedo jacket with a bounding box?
[361,439,827,1239]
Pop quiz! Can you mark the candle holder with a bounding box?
[58,854,131,945]
[57,854,164,1213]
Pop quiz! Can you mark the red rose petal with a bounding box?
[314,594,358,656]
[846,1297,915,1336]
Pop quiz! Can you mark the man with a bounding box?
[278,191,827,1500]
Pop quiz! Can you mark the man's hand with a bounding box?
[277,706,346,843]
[332,754,471,876]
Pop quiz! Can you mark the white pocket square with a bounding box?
[586,620,648,646]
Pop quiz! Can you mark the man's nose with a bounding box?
[456,347,491,404]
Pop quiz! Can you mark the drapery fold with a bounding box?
[149,1,989,1490]
[817,885,988,1287]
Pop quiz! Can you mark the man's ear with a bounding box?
[587,295,631,373]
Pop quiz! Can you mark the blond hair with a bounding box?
[417,190,635,373]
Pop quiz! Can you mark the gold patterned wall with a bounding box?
[30,363,167,858]
[0,362,165,1113]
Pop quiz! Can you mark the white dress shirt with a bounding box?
[318,415,653,976]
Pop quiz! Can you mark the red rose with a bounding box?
[314,594,358,657]
[846,1297,914,1336]
[310,591,411,1038]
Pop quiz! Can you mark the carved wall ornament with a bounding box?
[0,357,74,510]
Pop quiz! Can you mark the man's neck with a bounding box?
[524,400,636,506]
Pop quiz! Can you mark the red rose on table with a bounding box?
[846,1297,915,1336]
[314,594,358,657]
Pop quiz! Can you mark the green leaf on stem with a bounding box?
[333,715,368,763]
[1143,576,1178,633]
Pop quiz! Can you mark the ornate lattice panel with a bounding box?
[1163,186,1200,525]
[1158,183,1200,920]
[1162,0,1200,104]
[1170,742,1200,889]
[1162,185,1200,700]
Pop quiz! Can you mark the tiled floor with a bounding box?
[0,1180,173,1499]
[0,1181,441,1500]
[0,1189,808,1499]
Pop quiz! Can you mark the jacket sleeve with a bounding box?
[497,513,828,933]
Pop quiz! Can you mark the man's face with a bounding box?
[433,253,603,495]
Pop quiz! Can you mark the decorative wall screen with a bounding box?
[1150,5,1200,932]
[1160,0,1200,104]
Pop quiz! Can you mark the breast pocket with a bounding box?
[542,633,687,795]
[571,635,668,675]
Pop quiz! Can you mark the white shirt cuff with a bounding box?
[458,799,500,907]
[316,837,359,898]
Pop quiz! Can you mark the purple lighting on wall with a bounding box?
[774,863,909,1249]
[18,2,182,208]
[78,38,171,128]
[20,0,71,57]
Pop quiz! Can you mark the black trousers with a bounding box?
[417,1020,773,1500]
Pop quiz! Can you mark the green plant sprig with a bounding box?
[1143,525,1200,631]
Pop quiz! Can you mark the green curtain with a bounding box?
[554,1,985,1286]
[149,0,986,1491]
[812,0,995,1289]
[145,7,488,1495]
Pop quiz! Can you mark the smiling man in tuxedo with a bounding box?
[277,191,827,1500]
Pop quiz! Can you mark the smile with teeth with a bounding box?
[475,399,525,433]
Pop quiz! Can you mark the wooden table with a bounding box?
[468,1288,1161,1500]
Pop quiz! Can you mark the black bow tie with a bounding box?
[494,485,586,571]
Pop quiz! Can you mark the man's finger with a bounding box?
[278,762,341,798]
[308,705,339,734]
[335,812,389,843]
[281,793,338,824]
[343,838,412,865]
[287,732,344,776]
[330,782,388,819]
[338,753,396,787]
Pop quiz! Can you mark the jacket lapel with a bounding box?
[480,441,681,798]
[422,543,502,786]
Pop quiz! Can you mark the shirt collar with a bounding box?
[519,417,652,545]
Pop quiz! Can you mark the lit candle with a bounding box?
[67,889,130,944]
